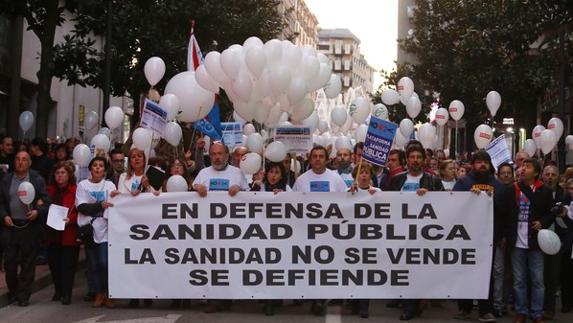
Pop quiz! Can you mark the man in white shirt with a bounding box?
[192,142,249,197]
[293,145,348,193]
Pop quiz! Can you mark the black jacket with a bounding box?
[505,180,554,250]
[388,171,444,192]
[0,169,51,222]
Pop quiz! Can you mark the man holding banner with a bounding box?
[388,142,443,321]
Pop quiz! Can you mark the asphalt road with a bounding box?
[1,269,573,323]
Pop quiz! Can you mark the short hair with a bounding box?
[406,144,426,159]
[210,141,230,155]
[264,161,288,189]
[310,145,328,158]
[352,162,373,178]
[438,159,453,177]
[31,137,48,153]
[388,149,406,166]
[543,164,559,175]
[497,162,514,176]
[88,156,109,171]
[110,148,125,157]
[127,148,146,178]
[50,161,77,186]
[353,142,364,154]
[470,150,492,165]
[523,158,542,179]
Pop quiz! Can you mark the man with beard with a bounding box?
[388,143,443,321]
[452,150,503,322]
[336,147,354,188]
[192,141,249,313]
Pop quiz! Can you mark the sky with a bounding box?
[305,0,398,89]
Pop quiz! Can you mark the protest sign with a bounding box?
[108,192,493,299]
[272,126,312,153]
[221,122,243,147]
[140,99,168,137]
[362,117,398,166]
[486,134,512,170]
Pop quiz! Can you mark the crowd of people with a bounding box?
[0,133,572,323]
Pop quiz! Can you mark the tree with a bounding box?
[53,0,285,129]
[374,0,572,149]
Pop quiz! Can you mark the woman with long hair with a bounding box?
[46,161,80,305]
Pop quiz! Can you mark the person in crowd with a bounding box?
[64,138,79,158]
[505,158,554,323]
[434,149,447,161]
[281,153,297,187]
[541,165,569,320]
[336,147,354,188]
[560,178,573,314]
[76,156,117,309]
[353,142,364,165]
[52,144,70,164]
[169,157,192,190]
[514,151,529,181]
[428,157,439,175]
[293,145,347,316]
[452,151,502,322]
[29,137,54,183]
[0,135,15,176]
[192,141,249,313]
[496,162,515,186]
[46,161,80,305]
[107,149,125,187]
[381,149,406,190]
[388,143,444,321]
[230,146,248,168]
[0,150,50,306]
[456,163,468,178]
[438,159,456,191]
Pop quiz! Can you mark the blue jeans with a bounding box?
[86,242,108,293]
[492,245,505,311]
[512,247,544,319]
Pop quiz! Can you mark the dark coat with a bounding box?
[505,180,554,250]
[388,171,444,192]
[0,169,50,222]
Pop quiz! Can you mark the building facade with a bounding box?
[278,0,319,47]
[396,0,416,65]
[317,28,375,95]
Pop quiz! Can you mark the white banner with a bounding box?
[108,192,493,299]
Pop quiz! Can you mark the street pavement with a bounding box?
[1,269,573,323]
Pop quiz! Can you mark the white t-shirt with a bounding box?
[401,173,423,192]
[441,180,456,191]
[293,169,348,193]
[117,173,159,194]
[339,172,355,188]
[192,165,249,191]
[352,186,382,193]
[516,191,531,249]
[76,178,117,243]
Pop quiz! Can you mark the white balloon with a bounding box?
[240,152,262,175]
[406,95,422,118]
[486,91,502,117]
[144,56,166,86]
[73,144,91,167]
[308,63,332,91]
[279,112,289,123]
[418,123,436,149]
[318,119,329,134]
[245,46,267,79]
[165,71,214,123]
[132,128,153,151]
[234,101,255,121]
[381,89,400,105]
[324,74,342,99]
[19,111,34,132]
[90,134,110,152]
[254,103,271,124]
[104,106,124,130]
[243,36,264,49]
[448,100,465,121]
[399,119,415,138]
[84,111,99,130]
[164,122,182,146]
[394,130,409,148]
[204,51,230,85]
[331,106,348,127]
[287,77,308,105]
[265,141,287,162]
[473,124,493,149]
[434,108,449,126]
[264,103,283,126]
[98,127,111,138]
[195,64,220,94]
[243,123,256,136]
[538,229,561,255]
[291,159,302,173]
[532,125,546,148]
[566,135,573,150]
[349,97,371,124]
[269,66,292,96]
[166,175,188,192]
[232,72,253,102]
[539,129,556,154]
[291,97,314,122]
[397,77,414,98]
[335,136,352,151]
[159,94,180,121]
[524,139,537,157]
[282,41,302,68]
[355,124,368,143]
[547,117,564,141]
[220,45,243,80]
[246,133,264,154]
[372,103,389,120]
[300,55,320,81]
[264,39,283,65]
[17,181,35,205]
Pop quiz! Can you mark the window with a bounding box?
[317,44,330,51]
[344,59,351,70]
[334,59,341,71]
[344,43,352,54]
[334,40,342,54]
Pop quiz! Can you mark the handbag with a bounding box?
[77,217,97,245]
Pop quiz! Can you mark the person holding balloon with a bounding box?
[0,150,50,306]
[76,156,117,309]
[504,158,554,323]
